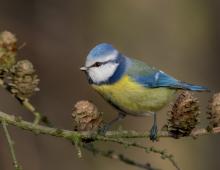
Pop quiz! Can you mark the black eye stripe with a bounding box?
[89,60,116,68]
[91,62,103,67]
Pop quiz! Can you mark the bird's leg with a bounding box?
[149,112,158,141]
[99,112,126,135]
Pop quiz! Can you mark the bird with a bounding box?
[80,43,208,141]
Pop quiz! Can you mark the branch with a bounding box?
[2,110,220,140]
[0,110,179,169]
[2,120,22,170]
[1,108,220,170]
[2,110,220,169]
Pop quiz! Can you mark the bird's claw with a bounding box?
[98,124,110,135]
[150,124,158,141]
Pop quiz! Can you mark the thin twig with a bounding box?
[83,144,160,170]
[0,79,51,126]
[21,99,41,125]
[2,120,22,170]
[96,136,180,170]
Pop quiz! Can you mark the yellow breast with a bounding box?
[92,75,176,115]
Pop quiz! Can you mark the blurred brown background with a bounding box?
[0,0,220,170]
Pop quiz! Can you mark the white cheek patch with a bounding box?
[88,63,119,84]
[86,50,118,67]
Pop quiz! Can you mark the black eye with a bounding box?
[93,62,102,67]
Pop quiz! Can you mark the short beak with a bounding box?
[80,66,87,71]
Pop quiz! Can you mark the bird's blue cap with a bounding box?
[87,43,117,60]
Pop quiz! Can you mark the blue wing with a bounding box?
[126,58,208,91]
[134,70,177,87]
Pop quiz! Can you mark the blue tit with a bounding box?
[80,43,208,141]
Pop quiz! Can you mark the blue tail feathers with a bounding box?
[175,82,209,91]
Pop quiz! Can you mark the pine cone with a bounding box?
[72,100,103,131]
[8,60,39,99]
[207,93,220,128]
[167,91,200,138]
[0,31,17,72]
[0,31,17,49]
[11,59,35,76]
